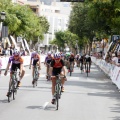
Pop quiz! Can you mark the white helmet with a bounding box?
[13,49,20,56]
[86,55,89,58]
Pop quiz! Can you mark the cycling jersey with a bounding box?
[50,59,64,75]
[45,56,53,64]
[84,57,91,63]
[69,57,75,62]
[75,57,79,61]
[8,56,23,64]
[31,53,40,61]
[79,56,84,63]
[8,56,24,72]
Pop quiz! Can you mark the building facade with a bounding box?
[12,0,72,52]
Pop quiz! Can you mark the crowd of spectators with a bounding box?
[0,44,29,57]
[105,51,120,67]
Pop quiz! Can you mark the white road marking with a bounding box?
[43,102,49,109]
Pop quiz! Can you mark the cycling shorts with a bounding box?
[11,63,20,72]
[52,68,62,76]
[33,59,39,66]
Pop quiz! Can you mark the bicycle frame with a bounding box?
[54,75,63,110]
[69,62,73,76]
[80,62,84,73]
[33,65,39,87]
[8,70,19,102]
[86,62,89,77]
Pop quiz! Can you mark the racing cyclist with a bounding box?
[84,54,92,72]
[49,52,66,104]
[29,51,41,84]
[4,49,25,96]
[44,51,53,80]
[68,53,75,72]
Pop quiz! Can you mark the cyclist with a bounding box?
[4,49,25,96]
[68,53,75,72]
[29,51,41,84]
[49,52,66,104]
[79,55,84,71]
[44,51,53,80]
[84,54,92,72]
[64,52,70,69]
[75,54,80,67]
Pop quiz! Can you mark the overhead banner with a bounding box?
[24,39,30,54]
[10,35,17,48]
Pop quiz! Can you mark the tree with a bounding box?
[0,0,49,42]
[50,30,79,52]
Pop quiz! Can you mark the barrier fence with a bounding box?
[0,55,46,70]
[92,57,120,89]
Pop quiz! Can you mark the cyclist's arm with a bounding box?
[62,66,66,76]
[49,60,54,76]
[38,58,41,69]
[20,63,23,73]
[29,57,32,67]
[5,62,11,72]
[5,57,12,73]
[49,67,53,76]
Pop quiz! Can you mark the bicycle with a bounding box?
[8,69,19,102]
[69,62,73,76]
[80,62,84,74]
[53,74,64,110]
[46,63,51,81]
[33,65,39,87]
[86,62,89,77]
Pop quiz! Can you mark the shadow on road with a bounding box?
[26,106,43,109]
[0,99,8,103]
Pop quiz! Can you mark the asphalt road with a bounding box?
[0,63,120,120]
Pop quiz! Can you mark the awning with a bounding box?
[24,39,30,54]
[10,35,17,48]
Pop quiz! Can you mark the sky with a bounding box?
[40,0,61,5]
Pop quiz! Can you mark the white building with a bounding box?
[11,0,72,51]
[40,2,72,46]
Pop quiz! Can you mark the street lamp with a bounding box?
[0,11,6,42]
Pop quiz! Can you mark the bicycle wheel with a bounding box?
[56,93,59,110]
[13,84,15,100]
[70,64,72,76]
[86,63,88,77]
[8,83,13,102]
[33,69,36,87]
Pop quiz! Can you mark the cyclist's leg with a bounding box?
[60,71,66,92]
[51,72,56,104]
[19,64,25,81]
[6,65,14,96]
[88,62,91,72]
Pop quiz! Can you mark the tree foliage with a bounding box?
[69,0,120,48]
[50,30,79,51]
[0,0,49,42]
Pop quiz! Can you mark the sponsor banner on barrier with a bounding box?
[111,67,120,82]
[0,55,46,70]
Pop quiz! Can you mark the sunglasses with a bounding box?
[54,58,60,60]
[14,55,19,57]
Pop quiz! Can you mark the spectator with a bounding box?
[10,46,13,56]
[0,55,2,75]
[0,45,3,55]
[111,51,120,67]
[21,50,25,56]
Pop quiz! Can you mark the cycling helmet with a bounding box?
[54,52,61,59]
[71,53,74,57]
[66,52,70,56]
[32,51,37,57]
[47,51,51,55]
[13,49,20,56]
[86,55,89,58]
[60,52,64,57]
